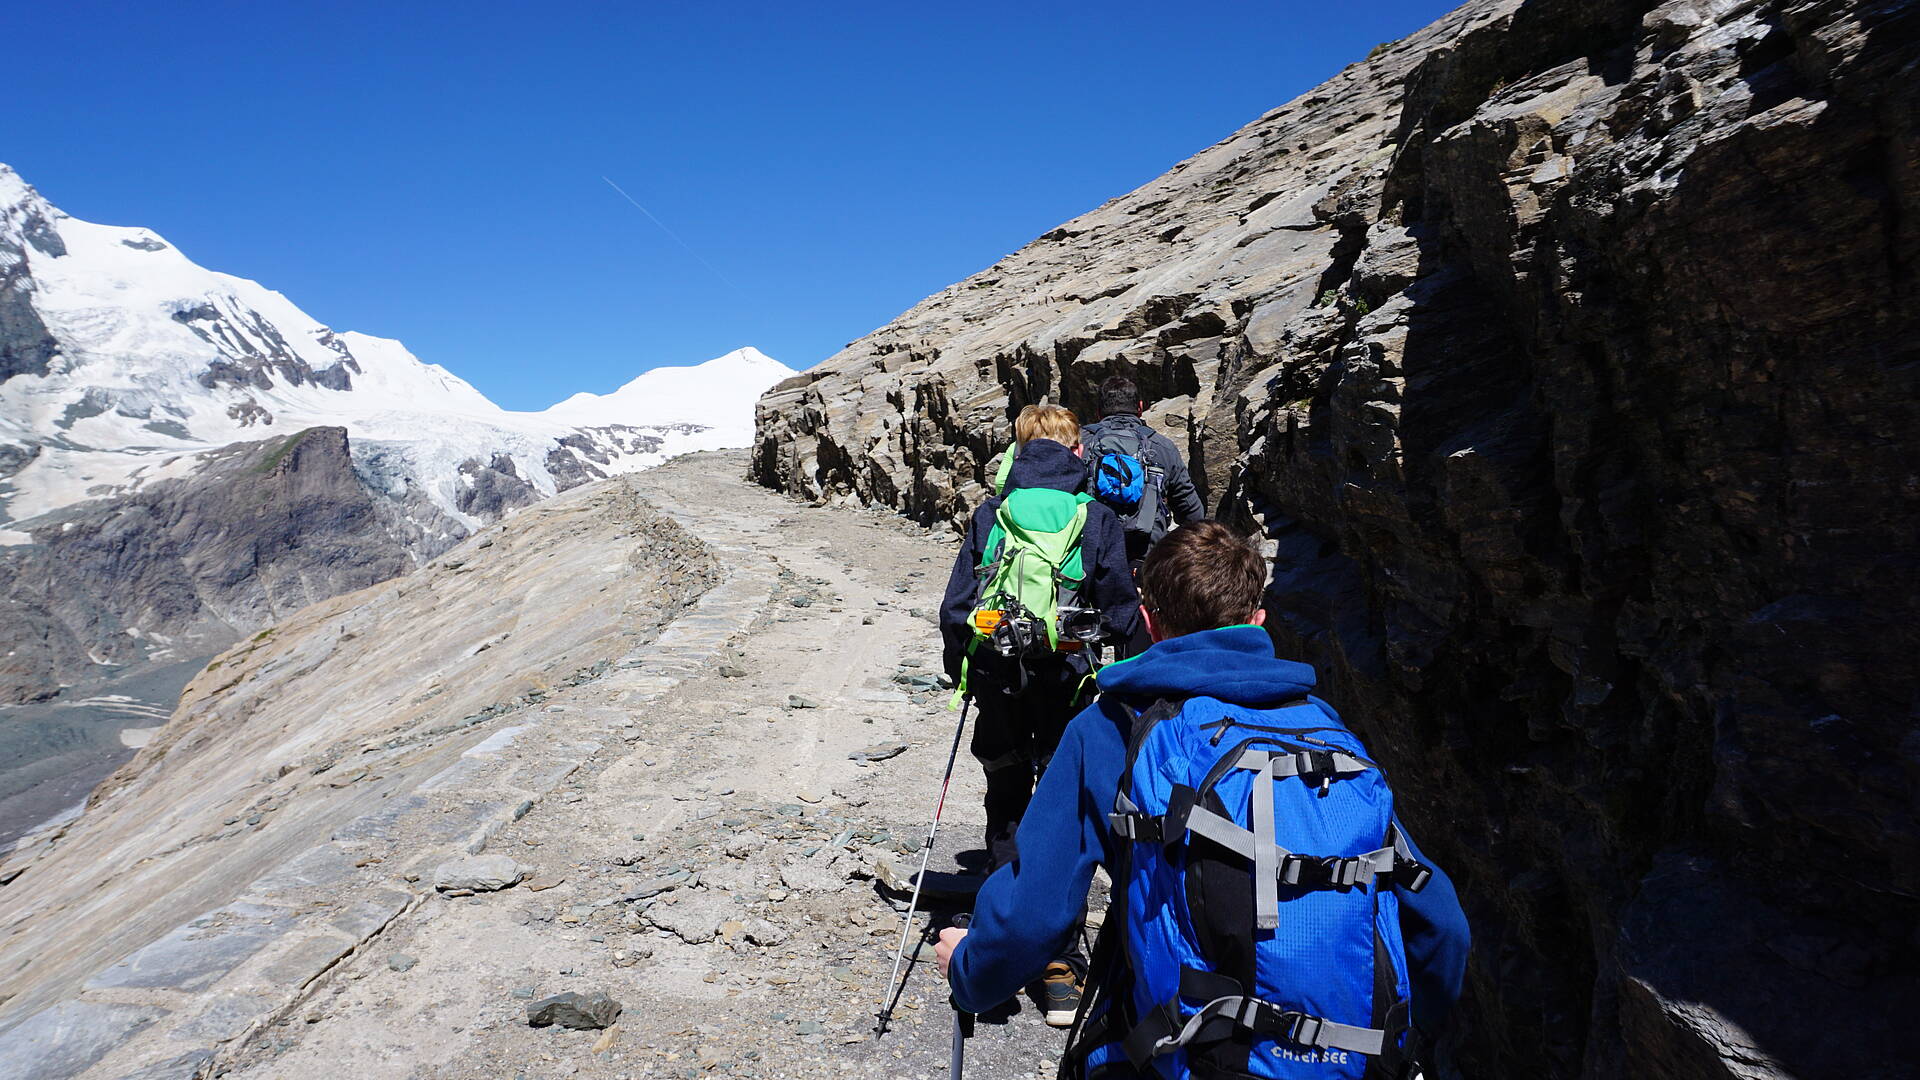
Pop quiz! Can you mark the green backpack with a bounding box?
[953,486,1098,703]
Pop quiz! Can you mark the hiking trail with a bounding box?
[0,451,1073,1079]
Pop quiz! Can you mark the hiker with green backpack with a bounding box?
[940,403,1141,1025]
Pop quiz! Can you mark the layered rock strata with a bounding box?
[752,1,1920,1077]
[0,471,723,1076]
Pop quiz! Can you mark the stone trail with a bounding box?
[0,451,1077,1079]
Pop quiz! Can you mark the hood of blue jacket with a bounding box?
[1004,439,1086,495]
[1096,624,1317,705]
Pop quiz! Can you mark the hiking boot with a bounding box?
[1039,961,1083,1027]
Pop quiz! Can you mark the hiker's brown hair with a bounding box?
[1139,521,1267,638]
[1013,404,1080,448]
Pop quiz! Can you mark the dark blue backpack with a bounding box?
[1067,697,1432,1080]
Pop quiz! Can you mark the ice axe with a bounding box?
[875,694,973,1036]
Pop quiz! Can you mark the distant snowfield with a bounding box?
[0,162,796,532]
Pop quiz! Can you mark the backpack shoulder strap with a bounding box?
[1109,696,1185,824]
[1063,695,1183,1076]
[991,441,1017,495]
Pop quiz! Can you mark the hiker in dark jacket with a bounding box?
[1080,374,1208,567]
[939,404,1140,1023]
[939,522,1469,1074]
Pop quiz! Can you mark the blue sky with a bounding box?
[10,1,1457,410]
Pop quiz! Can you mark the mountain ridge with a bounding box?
[750,1,1920,1077]
[0,162,796,708]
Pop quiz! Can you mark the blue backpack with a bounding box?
[1066,696,1433,1080]
[1086,423,1166,542]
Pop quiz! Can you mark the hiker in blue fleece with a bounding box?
[938,521,1469,1076]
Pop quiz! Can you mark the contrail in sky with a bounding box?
[601,175,740,293]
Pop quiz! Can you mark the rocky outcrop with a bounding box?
[0,468,722,1073]
[0,427,443,704]
[752,2,1920,1077]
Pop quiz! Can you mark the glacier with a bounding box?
[0,162,796,534]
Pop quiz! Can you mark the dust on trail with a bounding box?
[225,451,1074,1080]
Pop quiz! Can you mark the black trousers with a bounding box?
[969,656,1089,971]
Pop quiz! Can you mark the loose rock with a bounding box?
[526,990,623,1030]
[432,854,525,893]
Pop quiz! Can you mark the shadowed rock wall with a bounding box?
[0,427,450,704]
[751,1,1920,1076]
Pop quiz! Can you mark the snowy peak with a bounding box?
[0,162,795,531]
[0,162,800,706]
[538,347,794,428]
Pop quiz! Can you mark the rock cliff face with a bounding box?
[752,1,1920,1077]
[0,427,446,705]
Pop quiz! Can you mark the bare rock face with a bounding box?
[0,426,437,704]
[752,2,1920,1077]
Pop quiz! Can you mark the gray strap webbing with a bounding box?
[1286,1011,1388,1056]
[1236,747,1371,781]
[1185,805,1257,859]
[1248,751,1279,930]
[1150,996,1387,1059]
[1147,806,1419,892]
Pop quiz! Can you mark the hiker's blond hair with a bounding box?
[1013,404,1080,448]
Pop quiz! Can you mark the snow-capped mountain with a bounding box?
[0,163,795,703]
[0,163,794,536]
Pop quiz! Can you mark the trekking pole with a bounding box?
[875,695,974,1036]
[949,913,974,1079]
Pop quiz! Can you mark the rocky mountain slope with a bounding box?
[752,1,1920,1077]
[0,466,720,1071]
[0,162,791,705]
[0,452,1066,1080]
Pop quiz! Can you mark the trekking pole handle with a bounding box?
[949,913,974,1017]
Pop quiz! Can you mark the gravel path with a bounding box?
[222,451,1077,1080]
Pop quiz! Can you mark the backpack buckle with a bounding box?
[1279,854,1360,888]
[1281,1010,1323,1047]
[1398,859,1433,893]
[1278,854,1324,886]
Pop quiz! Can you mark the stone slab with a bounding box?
[85,903,295,992]
[416,757,492,793]
[463,723,537,757]
[165,991,277,1044]
[246,931,358,991]
[0,1000,167,1080]
[240,843,356,897]
[330,795,428,842]
[416,799,505,842]
[325,889,412,941]
[110,1049,216,1080]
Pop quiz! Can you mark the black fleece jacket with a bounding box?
[940,440,1141,683]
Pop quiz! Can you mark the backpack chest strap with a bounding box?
[1106,793,1432,895]
[1121,967,1404,1068]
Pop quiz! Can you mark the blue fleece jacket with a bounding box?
[940,439,1140,682]
[948,625,1471,1033]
